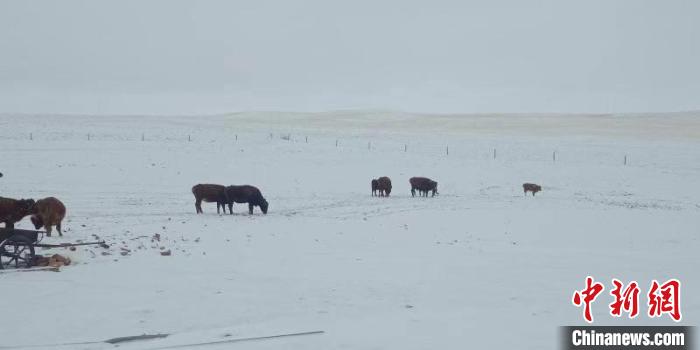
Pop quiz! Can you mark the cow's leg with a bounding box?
[228,203,233,215]
[57,222,63,237]
[411,188,416,197]
[248,203,254,215]
[195,199,202,214]
[45,224,53,237]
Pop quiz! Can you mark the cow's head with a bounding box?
[30,215,43,229]
[260,199,269,214]
[431,181,439,195]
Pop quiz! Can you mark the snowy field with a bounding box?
[1,112,699,349]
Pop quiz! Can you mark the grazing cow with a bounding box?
[0,197,35,230]
[192,184,227,214]
[523,183,542,196]
[371,179,379,196]
[377,176,392,197]
[30,197,66,237]
[409,177,438,197]
[224,185,269,215]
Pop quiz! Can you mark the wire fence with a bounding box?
[2,130,698,171]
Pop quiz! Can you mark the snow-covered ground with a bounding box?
[1,112,698,349]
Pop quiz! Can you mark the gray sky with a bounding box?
[1,0,698,115]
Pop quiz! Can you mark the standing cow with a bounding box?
[224,185,269,215]
[30,197,66,237]
[371,179,379,196]
[192,184,228,214]
[0,197,35,230]
[409,177,438,197]
[377,176,392,197]
[523,183,542,196]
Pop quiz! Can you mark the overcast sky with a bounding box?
[0,0,698,115]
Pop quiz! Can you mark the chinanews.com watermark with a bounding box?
[562,276,695,349]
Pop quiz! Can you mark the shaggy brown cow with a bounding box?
[0,197,35,230]
[192,184,227,214]
[371,179,379,196]
[523,183,542,196]
[409,177,438,197]
[30,197,66,237]
[224,185,269,215]
[377,176,392,197]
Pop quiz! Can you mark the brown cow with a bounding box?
[371,179,379,196]
[523,183,542,196]
[410,177,438,197]
[377,176,392,197]
[0,197,35,230]
[224,185,269,215]
[30,197,66,237]
[192,184,227,214]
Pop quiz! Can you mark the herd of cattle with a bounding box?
[0,177,542,233]
[191,178,542,214]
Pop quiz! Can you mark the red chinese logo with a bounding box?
[572,276,605,323]
[648,279,682,321]
[572,277,681,322]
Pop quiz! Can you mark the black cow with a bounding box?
[409,177,438,197]
[0,197,35,229]
[224,185,269,215]
[523,183,542,196]
[377,176,392,197]
[371,179,379,196]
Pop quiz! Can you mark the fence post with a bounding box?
[88,133,90,141]
[404,144,407,152]
[493,148,496,159]
[236,134,238,141]
[446,145,449,156]
[305,136,308,143]
[553,151,556,162]
[336,139,338,147]
[188,135,191,142]
[30,132,33,141]
[624,155,627,165]
[141,133,145,141]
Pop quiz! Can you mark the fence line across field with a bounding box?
[8,131,646,167]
